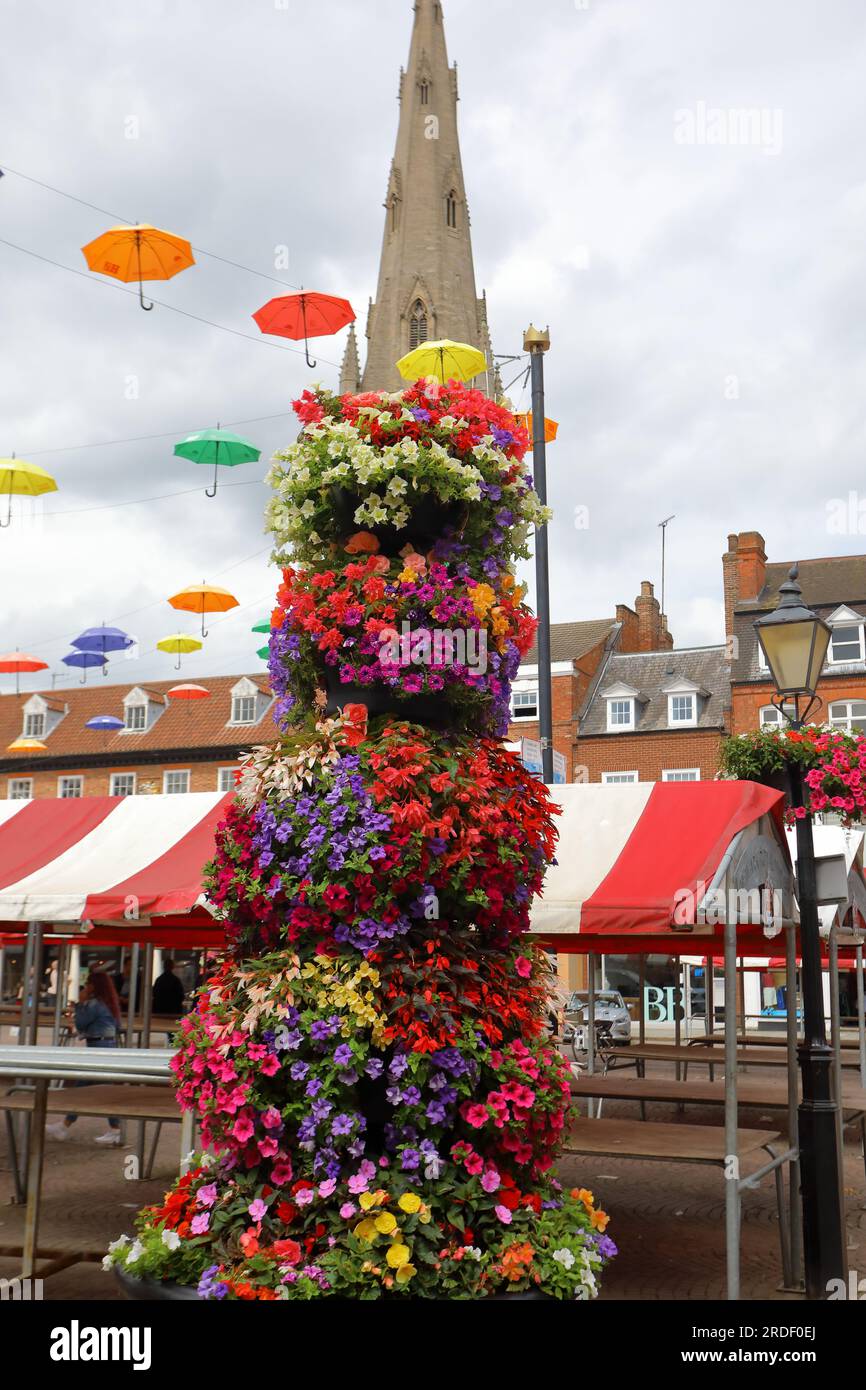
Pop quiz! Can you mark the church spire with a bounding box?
[338,322,361,394]
[360,0,494,394]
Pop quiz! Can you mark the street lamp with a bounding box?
[754,563,845,1299]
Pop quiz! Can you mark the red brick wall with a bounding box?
[3,759,236,799]
[577,728,725,782]
[506,669,580,779]
[730,678,866,736]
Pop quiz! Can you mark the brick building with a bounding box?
[575,645,729,783]
[0,675,275,800]
[506,581,673,780]
[725,531,866,736]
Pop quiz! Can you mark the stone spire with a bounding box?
[338,323,361,394]
[360,0,494,394]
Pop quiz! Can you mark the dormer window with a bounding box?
[607,698,634,731]
[125,702,147,732]
[668,693,696,726]
[21,693,67,741]
[826,606,865,665]
[229,677,270,727]
[24,712,45,739]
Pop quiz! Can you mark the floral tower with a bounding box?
[109,380,615,1300]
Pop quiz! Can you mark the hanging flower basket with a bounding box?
[719,725,866,824]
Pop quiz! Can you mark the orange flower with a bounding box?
[344,530,380,554]
[342,703,368,747]
[590,1208,610,1232]
[500,1240,535,1281]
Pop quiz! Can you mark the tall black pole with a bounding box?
[524,325,553,785]
[788,751,847,1297]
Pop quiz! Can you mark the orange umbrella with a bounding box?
[167,683,210,701]
[0,651,48,695]
[6,737,48,753]
[81,224,194,311]
[168,582,239,638]
[516,412,558,443]
[252,291,355,368]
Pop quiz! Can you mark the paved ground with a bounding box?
[1,1058,864,1302]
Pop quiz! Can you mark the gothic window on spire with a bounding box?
[409,300,428,350]
[389,195,399,233]
[446,189,458,229]
[419,81,429,105]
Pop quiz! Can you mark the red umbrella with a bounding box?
[252,291,355,368]
[0,651,48,694]
[167,683,210,701]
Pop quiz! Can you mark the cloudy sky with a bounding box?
[3,0,866,693]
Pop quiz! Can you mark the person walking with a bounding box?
[46,970,122,1146]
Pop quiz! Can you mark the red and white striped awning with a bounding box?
[530,780,787,940]
[0,793,231,924]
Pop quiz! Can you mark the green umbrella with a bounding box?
[174,424,261,498]
[252,620,271,635]
[256,644,270,661]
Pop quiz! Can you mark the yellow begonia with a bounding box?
[359,1192,377,1211]
[353,1218,378,1242]
[386,1243,411,1269]
[395,1264,416,1284]
[374,1212,397,1235]
[398,1192,421,1214]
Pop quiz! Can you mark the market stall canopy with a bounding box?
[0,792,231,924]
[529,781,794,941]
[784,823,866,936]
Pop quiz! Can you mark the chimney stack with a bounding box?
[635,580,673,651]
[723,531,767,638]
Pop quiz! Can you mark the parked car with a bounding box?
[565,990,632,1046]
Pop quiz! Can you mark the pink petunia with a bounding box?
[196,1183,217,1208]
[191,1212,210,1235]
[340,1202,357,1219]
[481,1168,501,1193]
[494,1205,513,1225]
[248,1198,268,1222]
[514,956,532,978]
[232,1114,254,1143]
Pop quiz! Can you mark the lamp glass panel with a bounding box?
[758,619,822,694]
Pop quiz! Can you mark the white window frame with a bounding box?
[661,768,701,782]
[606,698,635,732]
[7,778,33,800]
[828,700,866,734]
[230,694,257,725]
[23,712,45,739]
[217,767,239,793]
[759,703,796,728]
[667,692,697,727]
[163,770,190,795]
[601,771,638,784]
[828,624,865,665]
[58,775,83,799]
[124,702,147,732]
[511,689,539,721]
[109,772,137,798]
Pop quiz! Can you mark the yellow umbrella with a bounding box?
[7,737,48,753]
[168,582,239,638]
[0,456,58,527]
[396,338,487,385]
[516,412,559,444]
[157,632,204,670]
[81,223,194,310]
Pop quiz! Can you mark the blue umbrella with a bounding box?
[62,650,107,684]
[86,714,125,732]
[71,624,134,658]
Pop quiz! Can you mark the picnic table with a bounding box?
[0,1044,182,1280]
[564,1115,793,1286]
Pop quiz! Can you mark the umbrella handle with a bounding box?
[205,457,219,498]
[175,651,181,671]
[300,297,316,368]
[305,342,317,369]
[139,281,154,311]
[80,670,87,685]
[135,231,153,310]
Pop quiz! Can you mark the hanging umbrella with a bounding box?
[256,645,270,661]
[515,412,559,444]
[61,650,107,684]
[81,223,194,310]
[157,632,203,671]
[0,651,48,695]
[251,620,271,635]
[0,456,58,527]
[168,582,239,638]
[173,426,261,499]
[85,715,125,732]
[167,683,210,701]
[6,736,47,753]
[395,339,487,386]
[252,291,355,369]
[71,624,134,664]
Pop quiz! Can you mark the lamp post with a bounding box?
[754,563,846,1298]
[523,324,553,785]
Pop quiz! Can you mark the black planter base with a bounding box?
[324,674,453,728]
[115,1264,202,1301]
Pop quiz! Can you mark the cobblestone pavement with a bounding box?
[1,1065,864,1301]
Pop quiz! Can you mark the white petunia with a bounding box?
[126,1240,144,1265]
[161,1229,181,1250]
[552,1247,576,1270]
